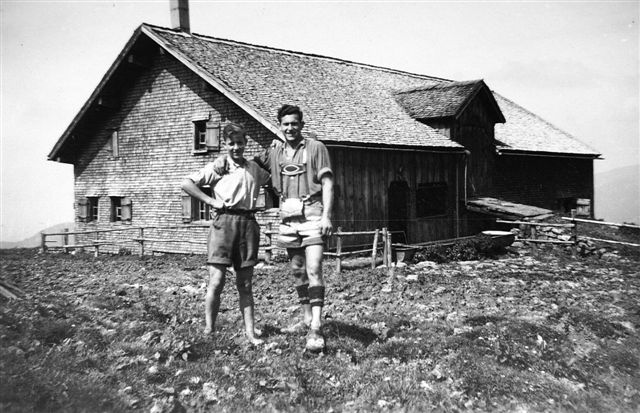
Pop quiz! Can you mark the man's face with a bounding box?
[279,113,304,143]
[225,133,246,162]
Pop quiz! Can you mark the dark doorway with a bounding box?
[388,180,409,244]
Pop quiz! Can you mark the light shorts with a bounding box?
[207,212,260,269]
[278,201,325,249]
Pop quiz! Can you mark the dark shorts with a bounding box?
[207,212,260,269]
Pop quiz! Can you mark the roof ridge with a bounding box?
[142,23,452,82]
[395,79,483,95]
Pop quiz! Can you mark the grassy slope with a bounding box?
[0,244,639,412]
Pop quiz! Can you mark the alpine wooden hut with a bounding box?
[48,5,600,254]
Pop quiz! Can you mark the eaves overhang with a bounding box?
[324,140,466,154]
[48,26,147,163]
[48,23,284,164]
[496,148,602,159]
[139,25,283,140]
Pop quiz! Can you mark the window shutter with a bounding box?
[121,197,132,222]
[205,122,220,150]
[77,198,89,222]
[182,194,192,223]
[111,130,119,157]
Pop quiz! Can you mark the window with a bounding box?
[88,197,99,222]
[110,130,119,158]
[557,197,591,217]
[182,187,213,222]
[181,186,276,223]
[110,197,132,223]
[576,198,591,217]
[111,197,122,222]
[256,186,280,209]
[193,120,220,153]
[78,196,99,222]
[416,182,447,218]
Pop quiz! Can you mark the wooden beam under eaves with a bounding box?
[97,96,118,110]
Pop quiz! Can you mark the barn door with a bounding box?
[388,180,409,244]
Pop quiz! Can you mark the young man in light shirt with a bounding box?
[181,123,270,345]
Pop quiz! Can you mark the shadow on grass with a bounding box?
[259,323,281,339]
[464,315,505,327]
[323,320,378,346]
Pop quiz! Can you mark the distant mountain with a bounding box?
[0,222,75,249]
[595,165,639,225]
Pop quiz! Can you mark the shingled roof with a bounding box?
[145,25,461,150]
[494,94,599,156]
[49,23,600,160]
[394,80,505,123]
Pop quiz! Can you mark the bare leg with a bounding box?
[305,244,325,331]
[204,264,226,335]
[235,266,263,345]
[288,248,312,326]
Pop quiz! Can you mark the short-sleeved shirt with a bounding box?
[258,138,332,200]
[188,156,270,210]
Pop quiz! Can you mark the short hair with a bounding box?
[222,122,247,142]
[277,105,303,123]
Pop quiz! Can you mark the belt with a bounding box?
[214,208,259,216]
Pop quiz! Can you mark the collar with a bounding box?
[226,155,247,170]
[284,137,306,152]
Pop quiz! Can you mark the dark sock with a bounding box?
[296,284,310,305]
[308,286,325,308]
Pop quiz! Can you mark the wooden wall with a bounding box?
[70,49,280,253]
[490,155,594,215]
[328,146,463,246]
[450,92,497,196]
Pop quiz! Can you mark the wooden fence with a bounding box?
[40,224,399,272]
[496,212,640,250]
[41,215,638,271]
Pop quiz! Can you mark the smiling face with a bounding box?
[279,113,304,145]
[224,132,247,163]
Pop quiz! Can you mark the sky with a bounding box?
[1,0,638,242]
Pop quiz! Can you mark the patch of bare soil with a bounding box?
[1,246,639,412]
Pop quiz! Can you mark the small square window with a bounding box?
[195,187,213,221]
[193,120,220,153]
[88,197,99,222]
[416,182,447,218]
[111,197,123,222]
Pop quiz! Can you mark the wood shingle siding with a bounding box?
[73,52,276,253]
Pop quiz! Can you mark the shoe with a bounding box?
[281,320,310,334]
[305,329,325,352]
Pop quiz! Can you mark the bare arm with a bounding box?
[320,174,334,236]
[181,178,223,209]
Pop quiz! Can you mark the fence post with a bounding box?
[94,231,100,257]
[386,230,394,276]
[335,227,343,274]
[382,227,388,267]
[371,229,380,269]
[265,223,273,264]
[139,227,145,256]
[40,232,47,253]
[530,225,538,254]
[570,209,578,256]
[62,228,69,254]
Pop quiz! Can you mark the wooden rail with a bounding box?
[561,217,640,229]
[562,215,640,247]
[498,211,639,249]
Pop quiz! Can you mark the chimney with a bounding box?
[170,0,190,33]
